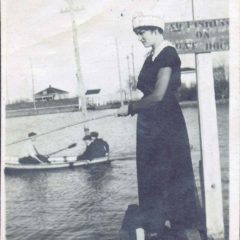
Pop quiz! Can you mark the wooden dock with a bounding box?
[119,204,205,240]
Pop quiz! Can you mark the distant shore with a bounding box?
[5,99,229,118]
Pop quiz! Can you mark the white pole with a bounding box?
[191,1,225,239]
[63,0,88,134]
[29,58,37,111]
[197,53,225,239]
[131,45,136,86]
[69,2,86,112]
[229,0,240,239]
[115,38,124,106]
[191,0,196,21]
[126,55,132,101]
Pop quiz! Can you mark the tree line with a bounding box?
[177,65,229,102]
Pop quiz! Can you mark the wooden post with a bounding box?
[115,38,124,106]
[196,53,225,239]
[229,0,240,238]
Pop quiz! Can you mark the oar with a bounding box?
[47,143,77,157]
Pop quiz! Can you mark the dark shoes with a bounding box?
[145,232,159,240]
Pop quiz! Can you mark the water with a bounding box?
[4,105,229,240]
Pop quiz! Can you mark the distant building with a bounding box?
[35,85,69,101]
[85,89,101,108]
[85,89,125,106]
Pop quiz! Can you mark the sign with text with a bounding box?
[164,18,229,54]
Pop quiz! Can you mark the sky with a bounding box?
[3,0,229,102]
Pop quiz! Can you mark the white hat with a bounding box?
[132,15,165,31]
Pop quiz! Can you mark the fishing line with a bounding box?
[6,113,115,146]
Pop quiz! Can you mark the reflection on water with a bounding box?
[6,161,137,240]
[5,105,229,240]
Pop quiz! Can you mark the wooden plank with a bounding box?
[119,205,203,240]
[196,53,225,239]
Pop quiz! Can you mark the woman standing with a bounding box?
[117,15,201,238]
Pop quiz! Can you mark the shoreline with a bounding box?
[5,99,229,118]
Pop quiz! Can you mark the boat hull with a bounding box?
[5,156,111,171]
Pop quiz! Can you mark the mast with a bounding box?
[115,38,124,106]
[29,58,37,111]
[126,55,132,101]
[131,45,136,87]
[62,0,88,134]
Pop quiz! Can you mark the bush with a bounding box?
[177,83,197,102]
[214,80,229,99]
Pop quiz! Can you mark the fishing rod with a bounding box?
[6,113,116,146]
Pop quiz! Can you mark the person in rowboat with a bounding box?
[90,131,109,157]
[77,134,109,161]
[19,132,50,164]
[77,135,95,161]
[117,14,202,239]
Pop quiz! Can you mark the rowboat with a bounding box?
[5,155,111,171]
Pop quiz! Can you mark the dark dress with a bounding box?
[136,46,200,232]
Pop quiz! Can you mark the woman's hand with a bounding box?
[116,105,129,117]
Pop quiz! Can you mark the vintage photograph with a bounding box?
[2,0,237,239]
